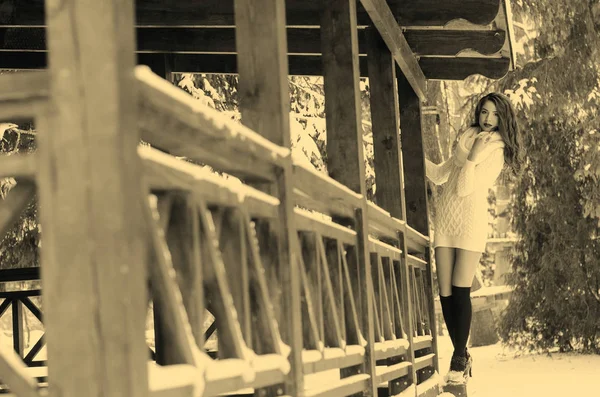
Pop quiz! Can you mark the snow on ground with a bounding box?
[438,335,600,396]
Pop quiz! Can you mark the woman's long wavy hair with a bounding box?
[471,92,523,174]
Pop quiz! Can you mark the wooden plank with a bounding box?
[0,0,501,27]
[316,235,345,349]
[397,67,429,235]
[148,194,195,366]
[320,0,365,194]
[219,208,250,347]
[323,237,346,342]
[233,1,302,395]
[405,226,429,254]
[0,51,374,77]
[135,66,288,181]
[340,243,365,348]
[304,374,370,397]
[294,209,357,247]
[369,253,384,343]
[148,363,197,397]
[359,0,426,101]
[368,238,402,262]
[0,70,49,101]
[419,56,511,80]
[0,346,38,397]
[366,27,406,220]
[140,146,280,219]
[297,235,324,353]
[0,154,36,179]
[298,232,324,349]
[378,257,395,341]
[320,2,376,394]
[197,203,250,361]
[407,255,428,269]
[243,210,290,358]
[293,161,362,219]
[396,233,418,388]
[373,339,409,361]
[0,267,39,283]
[1,26,505,57]
[404,29,505,56]
[0,180,35,240]
[389,262,406,339]
[412,336,433,351]
[422,251,439,372]
[376,361,411,384]
[36,1,149,396]
[366,202,405,241]
[166,195,205,347]
[11,300,23,356]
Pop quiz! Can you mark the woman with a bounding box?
[425,93,521,383]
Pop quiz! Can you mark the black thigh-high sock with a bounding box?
[451,285,472,358]
[439,295,455,348]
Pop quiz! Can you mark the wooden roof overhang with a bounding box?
[0,0,516,99]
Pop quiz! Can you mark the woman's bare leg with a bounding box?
[435,247,456,296]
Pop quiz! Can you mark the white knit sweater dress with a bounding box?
[425,127,505,253]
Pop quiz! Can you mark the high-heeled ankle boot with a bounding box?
[464,348,473,378]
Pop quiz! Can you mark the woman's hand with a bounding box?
[467,131,492,161]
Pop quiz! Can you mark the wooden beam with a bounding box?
[0,0,501,27]
[234,0,303,394]
[366,27,405,220]
[397,68,429,236]
[1,26,506,57]
[359,0,426,101]
[0,70,49,101]
[320,1,377,395]
[37,0,148,396]
[419,56,511,80]
[0,51,511,81]
[404,29,506,56]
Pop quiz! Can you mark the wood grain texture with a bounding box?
[321,2,376,395]
[419,56,511,80]
[0,26,505,57]
[359,0,426,100]
[0,70,48,101]
[0,0,501,27]
[37,1,149,395]
[366,27,406,220]
[404,29,506,56]
[166,195,205,348]
[0,51,511,82]
[234,1,303,394]
[397,68,429,235]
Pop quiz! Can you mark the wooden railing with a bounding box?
[0,1,442,396]
[0,67,438,397]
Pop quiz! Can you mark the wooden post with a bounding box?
[366,27,417,394]
[234,0,303,395]
[321,1,377,396]
[38,1,148,396]
[397,70,428,236]
[397,69,439,374]
[12,300,24,357]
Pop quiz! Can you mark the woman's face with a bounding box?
[478,100,499,132]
